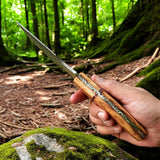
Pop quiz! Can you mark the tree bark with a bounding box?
[24,0,31,49]
[60,2,65,26]
[86,0,90,40]
[44,0,51,49]
[89,0,160,62]
[91,0,98,44]
[0,0,15,66]
[80,0,85,39]
[110,0,116,31]
[53,0,61,54]
[30,1,39,56]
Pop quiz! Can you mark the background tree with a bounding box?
[0,0,15,65]
[110,0,116,31]
[53,0,61,54]
[85,0,90,41]
[80,0,85,39]
[87,0,160,73]
[0,0,137,64]
[60,1,65,26]
[91,0,98,44]
[24,0,31,49]
[44,0,51,49]
[30,0,39,55]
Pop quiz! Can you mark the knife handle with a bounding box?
[74,72,147,141]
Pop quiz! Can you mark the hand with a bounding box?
[70,75,160,147]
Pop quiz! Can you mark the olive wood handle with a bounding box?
[74,72,147,141]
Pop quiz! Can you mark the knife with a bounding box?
[17,22,147,141]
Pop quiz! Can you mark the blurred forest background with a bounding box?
[0,0,137,65]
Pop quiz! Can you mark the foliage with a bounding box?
[87,0,160,73]
[1,0,136,61]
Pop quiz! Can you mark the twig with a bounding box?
[0,108,6,114]
[0,65,21,73]
[0,120,32,130]
[43,83,69,89]
[41,99,63,108]
[0,131,7,138]
[41,103,63,108]
[52,92,68,96]
[9,110,21,117]
[8,68,36,75]
[120,47,160,82]
[60,78,73,81]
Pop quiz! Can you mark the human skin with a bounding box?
[70,75,160,147]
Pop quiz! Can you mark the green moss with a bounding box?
[136,67,160,98]
[0,127,137,160]
[0,137,22,160]
[138,59,160,76]
[80,0,160,73]
[25,140,55,159]
[96,62,118,74]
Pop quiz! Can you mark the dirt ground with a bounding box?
[0,56,151,144]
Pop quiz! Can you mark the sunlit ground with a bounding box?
[3,71,53,102]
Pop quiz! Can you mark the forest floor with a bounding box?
[0,56,151,144]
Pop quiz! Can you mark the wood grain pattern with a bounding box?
[74,72,147,141]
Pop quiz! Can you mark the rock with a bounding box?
[0,127,137,160]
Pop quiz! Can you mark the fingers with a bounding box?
[71,75,135,104]
[90,113,115,126]
[89,102,109,120]
[70,90,88,103]
[89,102,122,135]
[91,75,136,104]
[97,124,122,135]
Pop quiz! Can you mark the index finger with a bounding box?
[70,90,88,103]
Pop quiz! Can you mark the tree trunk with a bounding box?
[110,0,116,31]
[86,0,90,41]
[30,1,39,56]
[88,0,160,64]
[24,0,31,49]
[53,0,61,54]
[91,0,98,44]
[60,2,65,26]
[44,0,51,49]
[0,0,15,66]
[80,0,85,39]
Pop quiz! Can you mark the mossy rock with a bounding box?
[0,127,137,160]
[136,58,160,99]
[136,67,160,99]
[138,59,160,76]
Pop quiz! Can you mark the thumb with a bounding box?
[91,75,134,104]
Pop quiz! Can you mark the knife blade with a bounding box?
[17,22,147,141]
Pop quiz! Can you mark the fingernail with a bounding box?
[97,112,105,121]
[93,75,104,83]
[113,127,121,133]
[103,121,112,127]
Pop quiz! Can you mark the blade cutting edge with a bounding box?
[17,22,78,78]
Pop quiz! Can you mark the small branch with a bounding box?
[0,65,21,73]
[41,99,63,108]
[52,92,68,96]
[0,131,7,138]
[43,83,69,89]
[41,103,63,108]
[120,47,160,82]
[0,120,32,130]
